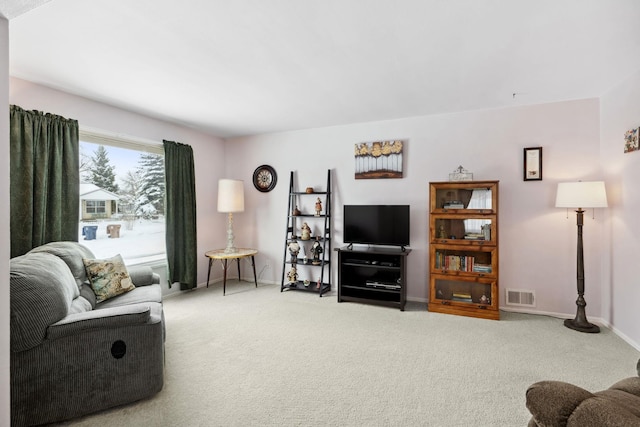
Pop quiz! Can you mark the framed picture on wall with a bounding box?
[523,147,542,181]
[354,140,404,179]
[624,128,639,153]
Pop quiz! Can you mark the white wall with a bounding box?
[227,99,605,320]
[600,69,640,348]
[1,16,11,427]
[9,78,228,293]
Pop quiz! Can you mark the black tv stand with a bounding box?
[335,245,411,311]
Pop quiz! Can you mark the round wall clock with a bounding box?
[252,165,277,192]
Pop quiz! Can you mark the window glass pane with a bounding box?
[79,139,166,263]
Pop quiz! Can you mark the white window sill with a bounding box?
[126,254,167,267]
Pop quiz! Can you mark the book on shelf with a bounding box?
[435,253,475,272]
[452,292,471,299]
[443,201,465,209]
[452,292,473,302]
[473,263,492,273]
[464,233,485,240]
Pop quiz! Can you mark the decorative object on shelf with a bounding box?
[311,237,323,265]
[315,197,322,216]
[292,205,301,216]
[624,127,639,153]
[479,294,489,304]
[252,164,277,192]
[316,277,321,289]
[300,222,311,240]
[288,236,300,263]
[217,179,245,254]
[354,140,404,179]
[555,181,608,333]
[305,187,314,193]
[481,223,491,240]
[448,165,473,181]
[523,147,543,181]
[303,279,310,287]
[287,266,298,283]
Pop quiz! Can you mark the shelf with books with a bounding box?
[431,244,496,277]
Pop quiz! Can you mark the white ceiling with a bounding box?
[5,0,640,138]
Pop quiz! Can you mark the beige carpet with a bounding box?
[53,281,640,426]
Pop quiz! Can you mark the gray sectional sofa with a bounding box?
[10,241,165,426]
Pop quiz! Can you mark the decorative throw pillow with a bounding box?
[83,254,135,303]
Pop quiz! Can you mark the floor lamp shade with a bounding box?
[218,179,245,254]
[555,180,607,333]
[555,181,608,209]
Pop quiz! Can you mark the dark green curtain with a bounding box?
[10,105,79,258]
[163,139,198,290]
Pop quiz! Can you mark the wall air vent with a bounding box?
[505,289,535,307]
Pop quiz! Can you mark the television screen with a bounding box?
[343,205,410,247]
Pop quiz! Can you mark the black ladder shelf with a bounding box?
[280,170,331,296]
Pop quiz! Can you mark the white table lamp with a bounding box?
[218,179,245,254]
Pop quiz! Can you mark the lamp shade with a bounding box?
[555,181,608,209]
[217,179,245,213]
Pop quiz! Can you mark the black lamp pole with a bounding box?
[564,208,600,333]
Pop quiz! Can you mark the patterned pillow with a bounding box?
[83,254,135,303]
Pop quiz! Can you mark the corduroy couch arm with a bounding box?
[526,380,594,427]
[46,303,154,340]
[526,372,640,427]
[128,265,160,287]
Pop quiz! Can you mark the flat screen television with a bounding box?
[343,205,410,248]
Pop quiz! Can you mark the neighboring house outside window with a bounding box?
[80,183,119,220]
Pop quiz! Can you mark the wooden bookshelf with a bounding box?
[428,181,500,320]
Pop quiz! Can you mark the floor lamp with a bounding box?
[218,179,245,254]
[555,181,608,333]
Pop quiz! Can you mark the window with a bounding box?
[78,128,166,264]
[86,200,106,214]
